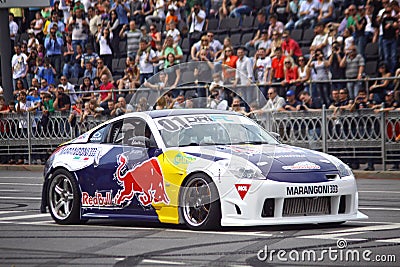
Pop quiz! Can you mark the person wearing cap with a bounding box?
[27,29,39,53]
[372,90,398,113]
[283,90,301,111]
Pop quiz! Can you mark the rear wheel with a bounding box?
[48,169,81,224]
[180,174,221,230]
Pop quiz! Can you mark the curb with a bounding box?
[1,165,400,179]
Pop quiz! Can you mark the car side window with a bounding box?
[88,125,109,143]
[122,118,153,148]
[109,120,124,144]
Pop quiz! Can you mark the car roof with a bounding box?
[143,109,240,119]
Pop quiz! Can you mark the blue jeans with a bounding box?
[229,5,252,22]
[346,81,362,99]
[382,38,397,74]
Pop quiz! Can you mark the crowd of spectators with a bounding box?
[2,0,400,165]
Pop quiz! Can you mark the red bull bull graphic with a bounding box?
[113,155,170,206]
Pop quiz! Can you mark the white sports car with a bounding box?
[41,109,367,230]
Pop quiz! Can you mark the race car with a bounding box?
[41,109,367,230]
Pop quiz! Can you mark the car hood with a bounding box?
[180,144,339,183]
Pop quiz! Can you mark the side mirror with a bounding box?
[269,132,281,142]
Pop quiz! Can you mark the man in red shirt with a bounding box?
[281,30,302,62]
[269,47,286,97]
[98,74,116,110]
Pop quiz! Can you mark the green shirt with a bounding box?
[162,46,183,68]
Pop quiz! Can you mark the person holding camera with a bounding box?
[188,1,206,48]
[207,88,228,110]
[328,41,346,90]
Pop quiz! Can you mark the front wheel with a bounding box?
[48,169,82,224]
[180,174,221,230]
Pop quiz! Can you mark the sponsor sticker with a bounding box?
[235,184,251,200]
[173,153,196,165]
[282,161,321,170]
[82,192,113,207]
[286,184,339,196]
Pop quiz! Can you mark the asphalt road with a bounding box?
[0,170,399,266]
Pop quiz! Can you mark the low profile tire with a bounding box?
[180,173,221,230]
[48,169,81,224]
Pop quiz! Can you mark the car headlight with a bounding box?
[320,153,353,178]
[218,159,265,179]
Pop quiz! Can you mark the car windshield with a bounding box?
[154,114,279,148]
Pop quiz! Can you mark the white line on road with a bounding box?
[0,211,25,215]
[359,207,400,211]
[330,223,400,233]
[359,190,400,194]
[0,177,42,179]
[141,259,185,265]
[0,196,42,200]
[0,182,42,186]
[297,231,367,241]
[0,189,23,192]
[0,213,50,221]
[376,238,400,244]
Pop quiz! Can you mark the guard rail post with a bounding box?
[380,111,387,170]
[27,112,32,165]
[321,105,327,153]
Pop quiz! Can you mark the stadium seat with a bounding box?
[112,58,119,72]
[69,78,78,85]
[241,32,254,44]
[118,40,127,58]
[230,33,241,49]
[206,18,219,31]
[290,29,303,43]
[364,61,378,78]
[365,42,379,61]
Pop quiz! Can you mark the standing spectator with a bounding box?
[165,5,179,29]
[369,62,391,104]
[221,46,238,84]
[9,13,19,52]
[138,0,154,26]
[188,1,206,47]
[53,85,71,112]
[269,31,283,58]
[159,35,183,68]
[11,44,29,91]
[229,97,246,115]
[380,4,398,74]
[84,61,97,80]
[253,47,271,99]
[269,47,286,96]
[38,78,49,95]
[48,10,65,34]
[149,24,162,51]
[166,21,181,44]
[81,44,99,71]
[164,53,181,93]
[296,56,311,94]
[340,45,364,99]
[354,6,367,58]
[270,0,290,25]
[27,30,39,54]
[328,41,346,90]
[233,47,254,103]
[207,88,228,110]
[119,20,141,59]
[98,74,116,110]
[88,6,102,39]
[110,0,130,26]
[137,38,158,84]
[62,35,76,79]
[26,47,38,87]
[31,11,44,41]
[108,10,121,59]
[281,56,299,95]
[309,49,331,106]
[129,0,143,25]
[67,8,88,54]
[328,88,340,109]
[281,30,302,62]
[44,25,63,77]
[310,22,329,58]
[97,27,114,70]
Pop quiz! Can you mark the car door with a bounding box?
[80,117,161,219]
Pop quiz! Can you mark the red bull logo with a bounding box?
[82,192,113,207]
[113,155,170,206]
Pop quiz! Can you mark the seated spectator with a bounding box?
[0,96,9,114]
[207,88,228,110]
[219,0,238,20]
[245,10,269,52]
[81,44,99,71]
[52,85,71,112]
[295,0,319,29]
[209,72,228,100]
[372,91,398,113]
[349,89,370,112]
[117,64,140,94]
[143,71,168,90]
[169,94,186,109]
[148,24,162,51]
[164,53,181,92]
[269,47,286,96]
[27,29,39,53]
[84,61,97,80]
[145,0,166,26]
[215,36,232,61]
[229,97,246,115]
[115,97,134,116]
[81,99,102,122]
[102,100,117,117]
[342,27,355,52]
[333,88,353,113]
[270,0,290,25]
[58,76,78,106]
[393,67,400,103]
[68,100,84,128]
[79,77,95,103]
[229,0,252,19]
[136,96,151,111]
[166,21,181,44]
[206,32,223,56]
[310,22,329,57]
[328,88,340,109]
[96,58,113,83]
[298,90,322,111]
[369,62,391,104]
[253,47,271,98]
[191,35,214,61]
[318,0,334,25]
[281,30,302,62]
[137,38,158,84]
[283,90,302,111]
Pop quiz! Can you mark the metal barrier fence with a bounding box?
[1,108,399,169]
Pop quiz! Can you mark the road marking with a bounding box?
[376,238,400,244]
[359,207,400,211]
[165,228,273,237]
[0,177,42,179]
[0,211,25,215]
[141,259,185,265]
[330,223,400,233]
[0,189,23,192]
[359,190,400,194]
[0,196,42,200]
[0,214,49,221]
[0,182,42,186]
[297,231,367,241]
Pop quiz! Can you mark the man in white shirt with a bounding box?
[253,47,271,100]
[295,0,320,29]
[233,47,254,104]
[137,38,158,84]
[9,13,19,50]
[58,76,78,105]
[310,22,329,57]
[188,1,206,47]
[258,87,286,113]
[11,44,28,91]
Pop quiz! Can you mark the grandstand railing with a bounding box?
[1,108,399,170]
